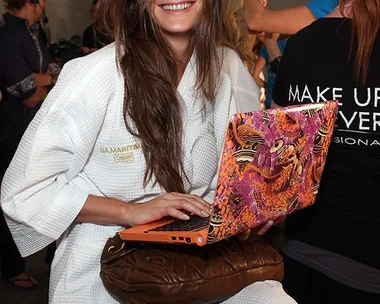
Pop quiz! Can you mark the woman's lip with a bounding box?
[157,0,195,6]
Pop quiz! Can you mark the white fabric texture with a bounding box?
[0,44,293,303]
[223,281,297,304]
[220,47,261,113]
[203,47,261,203]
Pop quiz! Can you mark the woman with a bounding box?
[81,0,112,55]
[0,0,295,303]
[0,0,60,289]
[220,0,257,74]
[272,0,380,302]
[219,0,261,113]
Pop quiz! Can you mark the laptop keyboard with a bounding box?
[148,215,209,232]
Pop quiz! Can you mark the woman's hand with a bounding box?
[23,86,48,108]
[125,193,212,227]
[34,73,53,87]
[237,214,286,241]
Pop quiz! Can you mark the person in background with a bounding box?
[243,0,338,34]
[220,0,257,74]
[253,33,288,109]
[81,0,111,55]
[0,0,60,290]
[219,0,261,113]
[272,0,380,302]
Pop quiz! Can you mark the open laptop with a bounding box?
[119,101,339,246]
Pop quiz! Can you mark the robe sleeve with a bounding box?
[0,55,116,257]
[221,47,261,113]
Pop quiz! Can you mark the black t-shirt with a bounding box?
[273,18,380,269]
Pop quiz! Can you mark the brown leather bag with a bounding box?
[100,234,284,304]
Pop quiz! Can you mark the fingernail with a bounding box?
[200,211,210,217]
[183,214,190,220]
[258,221,273,236]
[266,221,274,227]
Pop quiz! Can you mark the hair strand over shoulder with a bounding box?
[96,0,222,193]
[341,0,380,84]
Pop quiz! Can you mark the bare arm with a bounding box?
[263,39,282,61]
[34,73,52,87]
[23,86,47,108]
[244,0,316,34]
[252,56,266,88]
[24,73,59,108]
[76,195,134,226]
[77,192,212,227]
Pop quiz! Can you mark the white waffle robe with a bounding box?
[1,45,293,303]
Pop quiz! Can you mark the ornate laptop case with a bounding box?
[207,101,338,243]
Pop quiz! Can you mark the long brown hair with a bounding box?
[97,0,221,193]
[340,0,380,84]
[219,0,256,73]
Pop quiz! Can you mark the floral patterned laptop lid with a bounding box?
[207,101,339,243]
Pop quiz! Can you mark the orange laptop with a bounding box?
[119,101,339,246]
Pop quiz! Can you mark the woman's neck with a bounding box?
[11,5,35,26]
[165,34,193,83]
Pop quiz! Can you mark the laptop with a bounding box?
[119,101,339,246]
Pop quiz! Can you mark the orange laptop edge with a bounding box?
[119,101,339,246]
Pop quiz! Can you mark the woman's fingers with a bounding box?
[165,207,192,221]
[165,193,212,217]
[273,214,286,225]
[256,220,274,235]
[237,221,272,241]
[237,214,286,240]
[176,199,211,218]
[237,230,251,241]
[169,192,211,208]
